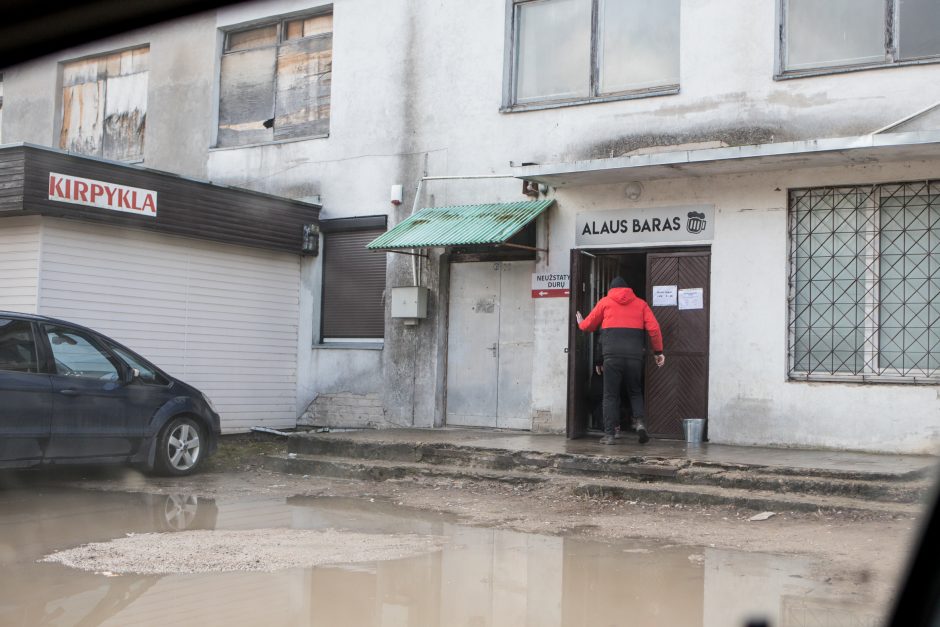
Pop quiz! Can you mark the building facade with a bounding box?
[2,0,940,453]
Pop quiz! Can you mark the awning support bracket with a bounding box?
[499,242,549,253]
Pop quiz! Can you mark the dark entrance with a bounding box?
[567,247,711,440]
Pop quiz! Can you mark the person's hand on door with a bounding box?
[575,311,584,325]
[655,354,665,367]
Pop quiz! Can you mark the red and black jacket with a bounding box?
[579,287,663,357]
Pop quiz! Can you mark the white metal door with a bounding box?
[446,261,534,429]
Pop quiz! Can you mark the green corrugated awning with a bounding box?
[366,200,554,250]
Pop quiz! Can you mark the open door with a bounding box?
[567,249,622,439]
[567,249,591,439]
[645,251,711,439]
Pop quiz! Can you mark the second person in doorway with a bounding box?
[576,276,664,445]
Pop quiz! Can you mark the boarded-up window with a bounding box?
[59,47,148,161]
[321,219,387,340]
[218,11,332,147]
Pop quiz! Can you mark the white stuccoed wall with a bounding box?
[3,0,940,449]
[530,158,940,454]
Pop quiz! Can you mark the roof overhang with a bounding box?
[367,200,554,251]
[516,131,940,187]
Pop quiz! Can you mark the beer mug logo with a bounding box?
[687,211,707,235]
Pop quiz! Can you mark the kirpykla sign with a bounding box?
[49,172,158,217]
[532,272,570,298]
[575,205,713,247]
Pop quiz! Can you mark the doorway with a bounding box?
[567,247,711,440]
[446,260,535,430]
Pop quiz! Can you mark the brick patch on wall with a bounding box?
[299,392,388,429]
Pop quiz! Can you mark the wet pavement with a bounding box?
[0,484,887,627]
[297,427,937,477]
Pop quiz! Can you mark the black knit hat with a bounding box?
[609,276,628,290]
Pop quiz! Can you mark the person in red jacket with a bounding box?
[576,276,664,445]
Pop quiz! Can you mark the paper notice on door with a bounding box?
[678,288,704,310]
[652,285,678,307]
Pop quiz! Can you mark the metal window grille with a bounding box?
[788,181,940,382]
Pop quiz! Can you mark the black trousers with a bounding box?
[602,356,645,436]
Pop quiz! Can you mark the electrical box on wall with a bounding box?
[391,286,429,319]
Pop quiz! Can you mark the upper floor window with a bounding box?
[779,0,940,77]
[217,9,332,147]
[505,0,680,111]
[59,47,149,161]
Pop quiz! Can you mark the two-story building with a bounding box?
[2,0,939,454]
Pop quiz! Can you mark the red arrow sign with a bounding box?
[531,289,570,298]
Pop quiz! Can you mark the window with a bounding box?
[59,47,149,161]
[788,182,940,382]
[779,0,940,76]
[320,217,387,341]
[109,344,167,385]
[45,326,120,381]
[0,319,39,373]
[506,0,680,109]
[217,10,332,147]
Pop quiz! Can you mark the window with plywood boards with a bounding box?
[59,47,149,161]
[217,10,332,147]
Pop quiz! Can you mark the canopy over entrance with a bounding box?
[367,200,554,251]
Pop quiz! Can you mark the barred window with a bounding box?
[788,183,940,382]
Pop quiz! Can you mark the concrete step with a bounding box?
[266,452,923,517]
[287,434,932,504]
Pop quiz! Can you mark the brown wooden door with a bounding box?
[645,251,711,439]
[567,250,591,439]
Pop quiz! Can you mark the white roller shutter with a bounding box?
[0,217,42,314]
[37,219,301,431]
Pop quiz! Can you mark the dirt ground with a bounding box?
[44,433,929,610]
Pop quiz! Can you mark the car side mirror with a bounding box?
[124,367,140,383]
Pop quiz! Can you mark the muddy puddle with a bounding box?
[0,488,884,626]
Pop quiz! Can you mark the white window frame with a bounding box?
[776,0,940,79]
[501,0,680,112]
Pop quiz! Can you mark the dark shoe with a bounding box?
[636,421,650,444]
[599,435,616,445]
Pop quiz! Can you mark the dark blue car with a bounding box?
[0,311,220,475]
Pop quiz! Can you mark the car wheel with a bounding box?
[155,416,204,476]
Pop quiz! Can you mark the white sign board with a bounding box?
[575,205,714,247]
[531,273,570,298]
[652,285,678,307]
[49,172,158,217]
[678,288,704,310]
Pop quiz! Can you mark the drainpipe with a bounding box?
[407,173,520,288]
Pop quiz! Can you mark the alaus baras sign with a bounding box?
[575,205,714,247]
[49,172,158,217]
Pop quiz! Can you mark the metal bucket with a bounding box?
[683,418,705,444]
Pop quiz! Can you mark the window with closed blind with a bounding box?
[320,216,388,341]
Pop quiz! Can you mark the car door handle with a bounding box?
[59,388,80,396]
